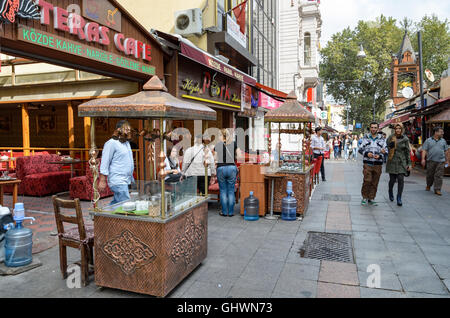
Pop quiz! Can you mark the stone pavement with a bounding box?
[1,159,449,298]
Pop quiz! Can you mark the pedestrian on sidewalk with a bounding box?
[344,135,351,161]
[333,137,340,160]
[182,134,215,195]
[352,135,358,161]
[358,122,388,206]
[214,129,242,217]
[421,126,449,196]
[99,120,135,205]
[312,127,326,181]
[386,124,411,206]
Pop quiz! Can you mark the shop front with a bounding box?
[0,0,166,179]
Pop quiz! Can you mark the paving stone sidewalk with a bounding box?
[1,159,449,298]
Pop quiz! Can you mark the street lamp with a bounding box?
[357,45,367,59]
[357,45,376,121]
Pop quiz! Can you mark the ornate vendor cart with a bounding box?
[264,92,315,216]
[78,76,216,297]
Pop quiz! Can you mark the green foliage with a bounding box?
[320,14,450,128]
[412,15,450,83]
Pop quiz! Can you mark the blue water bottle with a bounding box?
[281,181,297,221]
[244,191,260,221]
[5,203,36,267]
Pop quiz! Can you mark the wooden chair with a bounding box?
[52,195,94,287]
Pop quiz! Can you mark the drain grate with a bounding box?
[322,194,352,202]
[300,232,354,263]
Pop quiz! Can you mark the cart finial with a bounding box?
[287,91,297,100]
[143,76,168,92]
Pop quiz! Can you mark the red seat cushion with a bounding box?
[22,171,71,196]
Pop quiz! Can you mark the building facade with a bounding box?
[297,0,321,104]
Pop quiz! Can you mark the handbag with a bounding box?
[166,173,182,183]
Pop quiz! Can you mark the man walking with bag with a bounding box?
[359,122,387,206]
[421,127,449,196]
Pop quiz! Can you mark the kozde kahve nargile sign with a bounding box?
[0,0,163,81]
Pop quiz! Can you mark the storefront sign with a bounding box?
[178,56,242,110]
[180,42,256,86]
[18,25,155,76]
[82,0,122,32]
[0,0,162,81]
[226,15,246,48]
[258,92,282,110]
[36,1,151,62]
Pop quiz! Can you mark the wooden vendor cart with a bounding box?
[78,76,216,297]
[264,92,315,217]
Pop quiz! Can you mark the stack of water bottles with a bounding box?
[2,203,35,267]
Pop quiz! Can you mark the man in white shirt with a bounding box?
[99,120,135,205]
[311,127,326,181]
[182,134,215,195]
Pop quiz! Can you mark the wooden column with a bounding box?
[67,101,75,157]
[84,116,91,161]
[21,103,30,156]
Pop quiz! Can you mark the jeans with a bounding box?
[344,147,349,160]
[334,146,339,159]
[109,184,130,205]
[352,148,357,160]
[217,165,238,216]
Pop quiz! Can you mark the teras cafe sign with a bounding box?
[15,0,155,76]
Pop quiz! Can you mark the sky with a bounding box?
[319,0,450,47]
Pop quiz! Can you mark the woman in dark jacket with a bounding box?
[214,129,242,217]
[386,124,412,206]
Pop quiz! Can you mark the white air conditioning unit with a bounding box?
[174,8,203,36]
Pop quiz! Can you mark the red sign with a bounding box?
[36,0,151,62]
[258,92,283,110]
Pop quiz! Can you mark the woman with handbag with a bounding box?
[164,146,182,183]
[386,123,411,207]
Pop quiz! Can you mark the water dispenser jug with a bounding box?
[5,203,35,267]
[0,205,14,263]
[281,181,297,221]
[244,191,259,221]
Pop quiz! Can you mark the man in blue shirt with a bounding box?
[99,120,135,205]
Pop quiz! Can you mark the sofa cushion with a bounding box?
[16,154,61,180]
[22,171,71,196]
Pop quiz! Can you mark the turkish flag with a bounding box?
[232,0,247,34]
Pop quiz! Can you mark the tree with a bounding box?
[320,14,450,128]
[412,15,450,84]
[320,16,403,128]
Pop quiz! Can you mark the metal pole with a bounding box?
[418,31,426,144]
[159,118,166,219]
[204,122,209,198]
[373,94,376,122]
[303,123,306,172]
